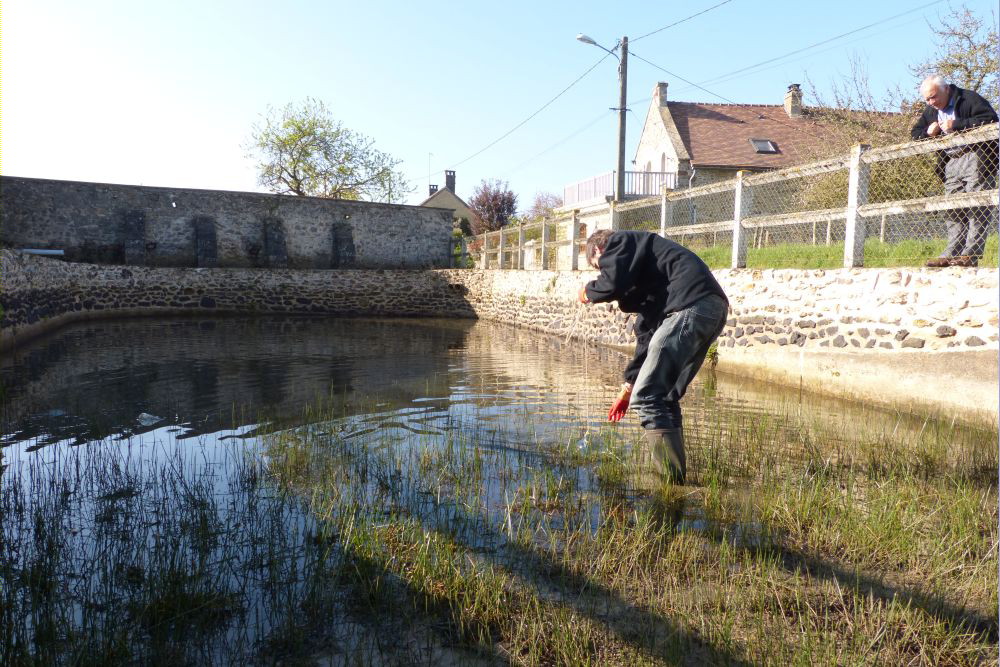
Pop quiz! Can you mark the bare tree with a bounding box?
[912,5,999,110]
[524,191,564,222]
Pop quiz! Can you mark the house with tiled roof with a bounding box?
[634,81,843,188]
[419,170,481,234]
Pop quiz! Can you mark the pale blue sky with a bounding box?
[3,0,996,208]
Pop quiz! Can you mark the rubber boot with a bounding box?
[645,428,686,485]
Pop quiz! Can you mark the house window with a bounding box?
[750,138,779,154]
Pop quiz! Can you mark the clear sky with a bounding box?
[3,0,996,209]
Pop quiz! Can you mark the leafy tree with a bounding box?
[524,191,564,222]
[468,179,518,235]
[246,98,410,202]
[912,5,998,110]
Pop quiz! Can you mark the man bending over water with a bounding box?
[578,230,728,484]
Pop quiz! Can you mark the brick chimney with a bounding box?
[429,184,438,195]
[784,83,803,117]
[656,81,668,107]
[445,170,456,192]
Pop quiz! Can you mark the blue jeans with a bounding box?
[630,294,728,430]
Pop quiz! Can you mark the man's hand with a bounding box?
[607,383,632,422]
[940,118,955,133]
[927,121,941,137]
[578,285,590,304]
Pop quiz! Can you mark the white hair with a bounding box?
[920,75,948,93]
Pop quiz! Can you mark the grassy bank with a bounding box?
[696,234,999,269]
[2,395,997,664]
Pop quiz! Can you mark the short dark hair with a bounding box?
[585,229,613,267]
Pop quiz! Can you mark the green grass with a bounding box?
[259,398,998,665]
[694,234,999,269]
[3,392,996,664]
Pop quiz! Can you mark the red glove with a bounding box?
[607,383,632,422]
[578,285,590,304]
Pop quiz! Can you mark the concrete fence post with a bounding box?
[518,225,526,270]
[659,189,671,237]
[498,228,507,270]
[481,233,488,269]
[570,210,580,271]
[843,143,871,268]
[541,222,551,270]
[610,200,620,231]
[731,171,751,269]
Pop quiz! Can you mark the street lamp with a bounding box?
[576,33,628,202]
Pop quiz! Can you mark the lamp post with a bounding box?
[576,33,628,202]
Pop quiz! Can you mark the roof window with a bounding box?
[750,138,779,154]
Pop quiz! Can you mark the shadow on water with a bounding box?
[306,417,993,664]
[2,315,996,663]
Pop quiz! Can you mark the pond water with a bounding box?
[2,315,937,454]
[1,316,988,663]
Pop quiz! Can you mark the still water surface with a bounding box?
[2,315,925,454]
[0,316,964,662]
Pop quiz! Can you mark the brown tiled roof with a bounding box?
[665,102,843,169]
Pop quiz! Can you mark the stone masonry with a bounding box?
[0,176,455,269]
[2,250,996,422]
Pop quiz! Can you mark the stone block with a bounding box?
[935,326,957,338]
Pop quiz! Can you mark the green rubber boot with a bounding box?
[646,428,686,485]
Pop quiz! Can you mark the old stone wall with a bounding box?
[2,250,996,422]
[0,176,454,269]
[0,250,475,347]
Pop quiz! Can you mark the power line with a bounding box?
[628,2,949,145]
[441,52,614,173]
[629,50,741,105]
[673,14,929,94]
[632,0,736,42]
[683,0,947,91]
[504,112,608,175]
[418,1,737,182]
[503,95,653,176]
[630,50,831,142]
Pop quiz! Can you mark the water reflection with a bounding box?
[2,315,983,456]
[2,316,994,664]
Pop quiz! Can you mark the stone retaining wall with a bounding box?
[0,176,454,269]
[2,250,996,422]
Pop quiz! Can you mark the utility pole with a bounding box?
[615,36,628,203]
[576,32,629,203]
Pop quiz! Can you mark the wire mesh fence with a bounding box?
[464,122,998,270]
[614,197,661,232]
[660,182,737,267]
[466,213,587,270]
[861,125,998,267]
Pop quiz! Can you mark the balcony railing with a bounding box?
[563,171,677,207]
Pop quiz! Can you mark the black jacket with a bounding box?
[584,231,727,384]
[910,84,998,178]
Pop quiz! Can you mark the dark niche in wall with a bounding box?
[192,216,218,268]
[69,240,125,265]
[330,222,356,269]
[121,209,147,266]
[263,218,289,268]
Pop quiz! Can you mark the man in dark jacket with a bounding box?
[578,229,728,484]
[911,75,998,267]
